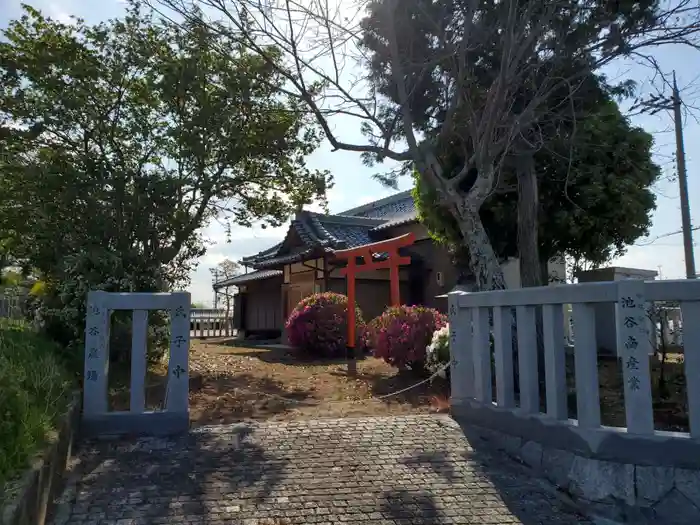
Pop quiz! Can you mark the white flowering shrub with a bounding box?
[426,323,451,378]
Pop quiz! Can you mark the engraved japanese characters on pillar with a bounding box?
[83,290,109,416]
[449,300,458,347]
[448,290,473,400]
[617,280,654,434]
[167,293,191,413]
[81,291,192,437]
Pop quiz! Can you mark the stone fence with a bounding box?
[448,279,700,523]
[82,291,191,438]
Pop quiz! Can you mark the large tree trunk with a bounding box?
[540,259,550,285]
[450,244,474,287]
[516,155,547,404]
[517,155,542,288]
[456,206,506,291]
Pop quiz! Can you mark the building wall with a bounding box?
[238,276,283,334]
[500,257,567,288]
[403,239,458,313]
[369,222,459,313]
[326,278,410,321]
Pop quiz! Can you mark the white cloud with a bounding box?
[189,233,288,305]
[47,3,76,24]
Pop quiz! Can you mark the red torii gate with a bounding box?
[334,232,416,373]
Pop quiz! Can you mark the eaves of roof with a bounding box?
[370,213,418,231]
[213,269,283,289]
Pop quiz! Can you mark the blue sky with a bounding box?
[2,0,699,305]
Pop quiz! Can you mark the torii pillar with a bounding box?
[334,232,416,374]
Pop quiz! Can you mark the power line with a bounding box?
[636,225,700,246]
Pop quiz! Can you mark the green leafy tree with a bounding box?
[0,2,330,351]
[359,0,667,287]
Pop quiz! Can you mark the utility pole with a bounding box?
[631,71,697,279]
[672,73,697,279]
[213,269,219,308]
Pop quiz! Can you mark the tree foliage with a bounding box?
[359,0,663,280]
[155,0,698,290]
[413,98,660,274]
[0,1,330,349]
[211,259,242,283]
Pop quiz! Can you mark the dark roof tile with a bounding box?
[241,191,418,268]
[340,190,417,221]
[371,212,418,231]
[213,269,282,288]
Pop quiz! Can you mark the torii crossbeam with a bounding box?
[334,232,416,373]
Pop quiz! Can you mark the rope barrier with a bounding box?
[162,360,453,411]
[216,361,453,408]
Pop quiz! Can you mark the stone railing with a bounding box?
[448,279,700,523]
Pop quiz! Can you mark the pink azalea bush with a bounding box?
[285,292,366,358]
[367,305,447,370]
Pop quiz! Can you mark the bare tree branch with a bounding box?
[148,0,700,290]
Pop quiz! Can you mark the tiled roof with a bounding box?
[311,214,385,248]
[241,243,281,266]
[339,190,417,221]
[213,269,282,288]
[242,191,418,269]
[251,246,328,269]
[371,212,417,231]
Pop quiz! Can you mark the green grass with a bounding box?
[0,319,75,498]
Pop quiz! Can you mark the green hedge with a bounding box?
[0,320,74,493]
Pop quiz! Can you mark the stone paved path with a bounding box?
[54,415,590,525]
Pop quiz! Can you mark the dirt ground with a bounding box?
[107,340,688,432]
[109,339,450,426]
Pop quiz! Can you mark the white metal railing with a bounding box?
[448,279,700,438]
[189,308,232,338]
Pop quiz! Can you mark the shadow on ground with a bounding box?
[188,372,316,425]
[394,438,590,524]
[179,340,449,422]
[350,368,450,409]
[232,345,369,367]
[62,425,288,524]
[58,416,590,525]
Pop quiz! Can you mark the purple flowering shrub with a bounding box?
[368,305,447,370]
[285,292,366,358]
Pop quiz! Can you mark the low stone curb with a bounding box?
[1,392,81,525]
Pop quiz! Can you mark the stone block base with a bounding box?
[457,422,700,524]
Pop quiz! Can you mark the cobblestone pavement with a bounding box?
[54,415,590,525]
